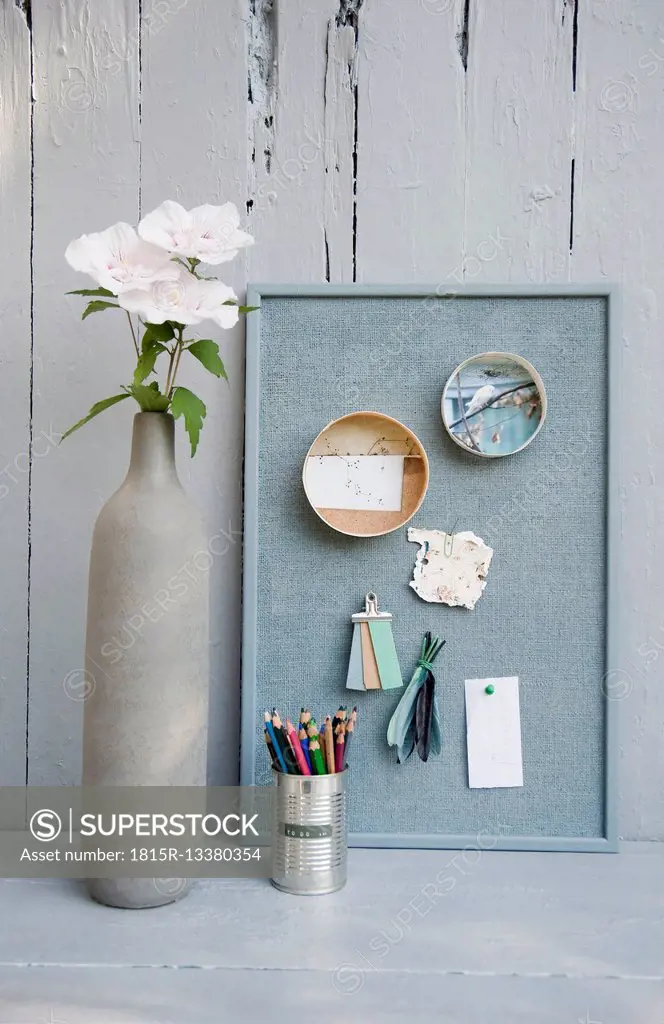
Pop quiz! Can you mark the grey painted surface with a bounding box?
[0,847,662,974]
[573,0,664,843]
[0,847,662,1019]
[0,971,661,1023]
[0,0,662,841]
[0,3,31,786]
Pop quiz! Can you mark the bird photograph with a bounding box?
[442,353,544,457]
[465,383,496,417]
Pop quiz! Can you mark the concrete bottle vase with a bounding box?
[82,412,209,909]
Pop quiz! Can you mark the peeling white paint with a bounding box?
[323,16,358,281]
[525,185,558,212]
[247,0,277,222]
[465,0,574,282]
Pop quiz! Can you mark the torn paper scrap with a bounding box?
[407,528,493,610]
[305,455,405,512]
[465,676,523,788]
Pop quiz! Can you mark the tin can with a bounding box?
[271,768,347,895]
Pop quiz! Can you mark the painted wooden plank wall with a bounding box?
[573,0,664,840]
[140,0,248,787]
[28,0,141,784]
[0,0,661,839]
[0,3,31,785]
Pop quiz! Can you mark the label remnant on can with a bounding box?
[281,823,333,839]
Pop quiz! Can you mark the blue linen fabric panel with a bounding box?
[252,295,608,839]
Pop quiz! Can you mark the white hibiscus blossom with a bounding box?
[138,200,254,265]
[65,222,179,294]
[63,198,255,456]
[118,268,239,329]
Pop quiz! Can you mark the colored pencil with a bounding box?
[306,721,326,775]
[344,709,356,761]
[308,738,326,775]
[332,706,347,734]
[272,710,299,774]
[286,718,311,775]
[320,719,328,765]
[264,711,288,773]
[282,727,301,774]
[335,723,346,773]
[324,715,335,773]
[263,707,358,774]
[298,725,312,772]
[263,726,278,769]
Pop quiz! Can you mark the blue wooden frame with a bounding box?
[241,283,621,853]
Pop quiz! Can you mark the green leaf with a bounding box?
[142,321,175,344]
[171,386,206,457]
[127,383,171,412]
[67,287,116,298]
[61,393,130,442]
[187,339,227,380]
[222,300,258,314]
[133,340,167,385]
[81,300,119,320]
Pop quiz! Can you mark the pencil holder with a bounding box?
[271,768,347,895]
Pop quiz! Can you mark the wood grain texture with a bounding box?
[464,0,574,282]
[248,0,333,282]
[323,15,357,281]
[356,0,466,281]
[28,0,141,783]
[140,0,248,785]
[573,0,664,840]
[0,2,31,785]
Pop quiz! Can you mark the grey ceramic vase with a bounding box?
[82,412,209,909]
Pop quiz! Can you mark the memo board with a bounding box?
[241,284,620,852]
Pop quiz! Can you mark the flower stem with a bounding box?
[126,312,140,359]
[165,345,177,395]
[165,327,185,396]
[168,331,185,396]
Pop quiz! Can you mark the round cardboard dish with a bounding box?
[302,411,429,538]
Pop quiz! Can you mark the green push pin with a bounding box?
[484,684,495,695]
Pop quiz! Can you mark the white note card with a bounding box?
[304,455,405,512]
[464,676,524,789]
